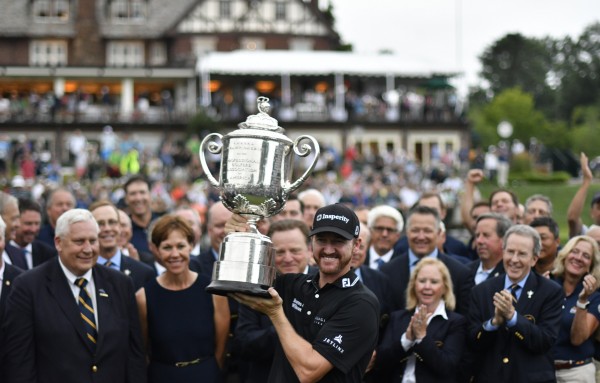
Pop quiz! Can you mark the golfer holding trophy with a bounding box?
[199,97,320,296]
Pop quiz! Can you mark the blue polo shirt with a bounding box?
[551,279,600,361]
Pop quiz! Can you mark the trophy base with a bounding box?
[206,232,276,299]
[206,280,272,298]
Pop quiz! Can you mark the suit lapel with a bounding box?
[46,260,90,350]
[94,267,115,353]
[516,272,538,312]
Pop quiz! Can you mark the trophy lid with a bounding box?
[238,97,285,133]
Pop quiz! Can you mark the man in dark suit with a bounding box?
[36,187,76,250]
[466,213,512,288]
[351,222,393,328]
[10,198,57,270]
[89,201,155,291]
[380,206,470,314]
[198,201,232,276]
[2,208,146,383]
[394,192,469,258]
[365,205,404,270]
[0,216,22,379]
[1,192,27,270]
[468,225,563,383]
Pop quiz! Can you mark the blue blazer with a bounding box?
[119,255,155,291]
[468,272,563,383]
[0,264,22,378]
[375,308,467,383]
[2,259,146,383]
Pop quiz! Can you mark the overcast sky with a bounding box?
[328,0,599,95]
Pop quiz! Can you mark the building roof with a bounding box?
[0,0,198,38]
[197,50,460,78]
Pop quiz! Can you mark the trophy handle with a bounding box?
[199,133,223,188]
[284,135,320,194]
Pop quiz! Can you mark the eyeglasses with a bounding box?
[372,226,398,234]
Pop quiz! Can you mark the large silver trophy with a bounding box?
[199,97,320,297]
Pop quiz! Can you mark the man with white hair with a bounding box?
[3,208,146,382]
[366,205,404,270]
[298,189,326,229]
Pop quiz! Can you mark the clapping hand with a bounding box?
[492,289,515,326]
[579,274,599,302]
[407,305,431,341]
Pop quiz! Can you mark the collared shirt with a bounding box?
[10,240,32,269]
[2,250,11,266]
[484,273,531,331]
[408,248,438,273]
[0,261,4,298]
[154,261,166,275]
[401,301,448,383]
[98,250,122,271]
[369,247,394,270]
[354,267,362,282]
[58,257,99,331]
[269,270,380,382]
[474,262,493,285]
[191,243,201,257]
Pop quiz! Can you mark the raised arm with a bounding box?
[461,169,484,234]
[567,153,593,238]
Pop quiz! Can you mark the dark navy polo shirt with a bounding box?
[552,280,600,361]
[268,270,379,383]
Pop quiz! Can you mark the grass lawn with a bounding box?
[477,180,600,242]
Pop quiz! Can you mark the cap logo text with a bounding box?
[316,214,349,223]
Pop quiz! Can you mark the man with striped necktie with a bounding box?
[2,209,146,383]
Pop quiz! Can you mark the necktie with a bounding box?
[376,258,385,270]
[104,260,116,270]
[75,278,97,351]
[510,283,520,305]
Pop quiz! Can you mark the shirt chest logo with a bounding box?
[292,298,304,313]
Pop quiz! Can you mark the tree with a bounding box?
[553,22,600,121]
[470,88,564,149]
[479,34,555,114]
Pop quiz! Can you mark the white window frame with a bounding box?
[111,0,146,23]
[33,0,70,22]
[30,40,68,66]
[107,41,145,67]
[149,42,167,66]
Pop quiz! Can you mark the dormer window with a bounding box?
[275,2,286,20]
[111,0,146,23]
[33,0,70,22]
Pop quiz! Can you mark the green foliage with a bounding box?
[508,171,570,184]
[473,22,600,133]
[186,110,223,136]
[479,33,554,108]
[469,88,559,148]
[569,104,600,157]
[510,153,532,173]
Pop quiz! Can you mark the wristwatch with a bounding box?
[576,300,590,310]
